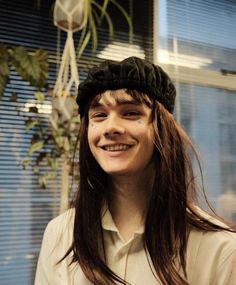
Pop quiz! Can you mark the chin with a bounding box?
[103,167,139,177]
[104,169,128,176]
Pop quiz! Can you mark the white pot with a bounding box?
[54,0,86,32]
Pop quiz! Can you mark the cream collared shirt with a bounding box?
[35,207,236,285]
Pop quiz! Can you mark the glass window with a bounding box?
[156,0,236,221]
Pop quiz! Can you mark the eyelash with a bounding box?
[92,112,106,118]
[89,110,142,120]
[124,111,140,117]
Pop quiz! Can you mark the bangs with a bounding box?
[89,89,154,109]
[126,89,153,108]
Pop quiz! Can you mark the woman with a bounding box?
[35,57,236,285]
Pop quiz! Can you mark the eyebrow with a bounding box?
[89,99,142,110]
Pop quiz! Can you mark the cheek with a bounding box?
[144,125,155,150]
[89,122,96,129]
[88,123,101,148]
[138,121,154,137]
[87,125,95,148]
[136,119,143,126]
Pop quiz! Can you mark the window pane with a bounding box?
[178,84,236,222]
[158,0,236,71]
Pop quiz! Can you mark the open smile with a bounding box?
[101,144,133,152]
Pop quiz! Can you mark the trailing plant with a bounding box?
[76,0,133,58]
[22,91,80,189]
[0,0,133,190]
[0,43,57,188]
[35,0,133,58]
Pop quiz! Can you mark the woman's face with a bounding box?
[87,89,155,177]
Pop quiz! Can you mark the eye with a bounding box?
[124,111,141,117]
[93,112,107,118]
[89,112,107,122]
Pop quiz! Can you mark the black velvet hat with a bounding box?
[76,56,176,116]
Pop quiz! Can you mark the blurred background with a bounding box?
[0,0,235,284]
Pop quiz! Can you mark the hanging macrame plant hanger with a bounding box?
[53,0,86,120]
[53,0,86,213]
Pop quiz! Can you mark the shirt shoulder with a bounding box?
[189,227,236,257]
[43,208,74,247]
[46,208,75,236]
[34,208,76,285]
[188,207,236,266]
[187,212,236,285]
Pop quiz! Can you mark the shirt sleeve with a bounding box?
[34,221,58,285]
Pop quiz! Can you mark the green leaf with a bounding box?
[9,46,36,83]
[77,23,88,53]
[48,157,58,171]
[77,30,91,58]
[28,141,44,156]
[63,137,70,152]
[109,0,133,38]
[34,91,45,103]
[0,61,9,77]
[21,159,32,169]
[0,44,9,74]
[0,43,8,56]
[39,175,47,189]
[9,46,48,88]
[26,118,40,130]
[92,6,100,24]
[99,0,110,23]
[54,135,64,148]
[0,44,10,99]
[76,0,132,58]
[69,116,80,131]
[39,172,56,189]
[33,165,40,173]
[88,3,98,51]
[35,49,48,87]
[55,127,65,136]
[79,0,89,29]
[0,75,9,99]
[92,1,114,38]
[70,116,80,124]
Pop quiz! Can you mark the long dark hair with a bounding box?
[62,90,235,285]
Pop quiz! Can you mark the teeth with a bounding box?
[104,144,131,151]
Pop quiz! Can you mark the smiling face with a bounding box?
[87,89,155,177]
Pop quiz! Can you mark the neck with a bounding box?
[107,166,155,241]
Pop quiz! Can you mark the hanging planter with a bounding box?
[13,0,133,213]
[52,0,85,111]
[51,0,133,213]
[54,0,87,32]
[52,0,87,213]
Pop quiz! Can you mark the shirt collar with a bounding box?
[101,205,145,235]
[101,206,118,232]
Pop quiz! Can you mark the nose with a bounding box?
[103,114,125,137]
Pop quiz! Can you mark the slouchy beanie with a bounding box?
[76,56,176,116]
